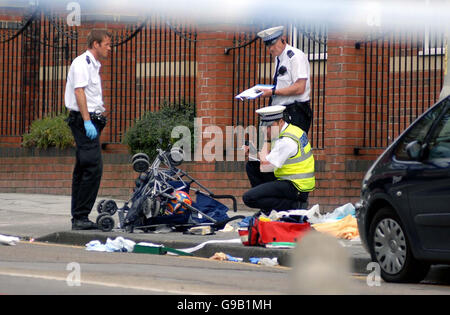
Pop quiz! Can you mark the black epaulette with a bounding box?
[287,50,295,58]
[86,55,91,65]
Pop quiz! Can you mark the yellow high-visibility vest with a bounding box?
[274,124,315,192]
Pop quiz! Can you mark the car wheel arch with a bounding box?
[365,198,396,238]
[366,196,421,251]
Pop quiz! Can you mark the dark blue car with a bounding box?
[356,96,450,283]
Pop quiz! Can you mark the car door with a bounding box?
[406,104,450,251]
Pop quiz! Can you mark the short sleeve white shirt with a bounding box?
[271,44,310,105]
[64,50,105,113]
[265,123,299,170]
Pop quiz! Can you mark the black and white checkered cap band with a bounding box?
[261,113,284,124]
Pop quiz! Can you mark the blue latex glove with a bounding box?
[84,120,98,140]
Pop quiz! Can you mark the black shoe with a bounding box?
[72,218,97,230]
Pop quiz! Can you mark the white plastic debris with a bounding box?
[249,257,279,266]
[85,237,136,253]
[0,234,20,246]
[264,204,322,224]
[321,203,355,222]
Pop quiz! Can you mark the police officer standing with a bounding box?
[257,26,312,134]
[243,105,315,214]
[65,30,111,230]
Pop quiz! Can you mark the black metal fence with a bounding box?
[0,8,78,136]
[359,27,445,148]
[227,23,327,149]
[106,17,197,143]
[0,8,197,144]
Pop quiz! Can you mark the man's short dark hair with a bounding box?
[87,29,112,49]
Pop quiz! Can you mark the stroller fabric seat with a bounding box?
[191,191,229,223]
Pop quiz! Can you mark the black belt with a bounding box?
[285,100,310,107]
[69,110,107,128]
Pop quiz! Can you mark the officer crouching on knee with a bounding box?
[243,105,315,215]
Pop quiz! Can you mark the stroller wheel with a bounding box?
[131,152,149,163]
[142,198,161,219]
[133,158,150,173]
[102,200,118,215]
[97,215,115,232]
[96,212,110,225]
[96,200,106,214]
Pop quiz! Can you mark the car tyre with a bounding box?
[368,207,430,283]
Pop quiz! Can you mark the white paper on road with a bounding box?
[0,234,20,246]
[171,238,242,255]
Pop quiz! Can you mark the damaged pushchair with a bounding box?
[95,146,244,233]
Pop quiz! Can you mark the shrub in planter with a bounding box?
[22,113,74,149]
[123,102,195,161]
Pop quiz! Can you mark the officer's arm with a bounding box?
[260,78,306,98]
[74,88,91,121]
[273,78,306,96]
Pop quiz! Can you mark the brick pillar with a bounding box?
[195,25,235,162]
[320,32,367,209]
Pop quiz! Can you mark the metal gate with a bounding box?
[359,27,445,148]
[106,17,197,143]
[226,23,327,149]
[0,8,197,143]
[0,7,78,136]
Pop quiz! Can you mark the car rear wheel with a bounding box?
[368,207,430,283]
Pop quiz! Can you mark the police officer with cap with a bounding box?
[257,26,312,134]
[64,29,111,230]
[243,105,315,214]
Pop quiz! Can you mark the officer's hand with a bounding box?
[242,145,250,157]
[84,120,98,140]
[260,160,273,173]
[260,88,273,98]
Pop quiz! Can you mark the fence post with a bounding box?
[20,14,41,134]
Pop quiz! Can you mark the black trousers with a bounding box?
[67,111,104,221]
[242,161,309,213]
[284,101,312,134]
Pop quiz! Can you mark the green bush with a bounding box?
[123,102,195,160]
[22,113,74,149]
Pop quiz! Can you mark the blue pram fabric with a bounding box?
[191,191,229,223]
[143,183,229,226]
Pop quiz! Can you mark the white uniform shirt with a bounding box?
[263,123,299,172]
[271,44,310,105]
[64,50,105,113]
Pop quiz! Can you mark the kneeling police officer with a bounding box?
[243,105,315,215]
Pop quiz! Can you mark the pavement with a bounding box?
[0,193,372,273]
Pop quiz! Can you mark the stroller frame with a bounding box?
[96,147,241,233]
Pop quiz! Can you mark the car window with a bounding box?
[428,108,450,160]
[394,100,447,161]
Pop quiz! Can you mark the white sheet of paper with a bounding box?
[235,84,274,100]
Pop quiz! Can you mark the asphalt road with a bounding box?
[1,242,450,296]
